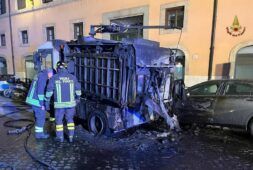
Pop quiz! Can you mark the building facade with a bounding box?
[0,0,253,86]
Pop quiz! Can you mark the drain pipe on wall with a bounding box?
[208,0,218,80]
[8,0,15,75]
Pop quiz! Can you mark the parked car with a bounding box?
[176,79,253,136]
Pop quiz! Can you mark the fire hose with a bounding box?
[0,104,56,170]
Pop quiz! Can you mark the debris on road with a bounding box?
[0,98,253,169]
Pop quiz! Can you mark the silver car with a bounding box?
[177,80,253,136]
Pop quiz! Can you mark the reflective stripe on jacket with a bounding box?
[26,70,48,107]
[46,68,81,109]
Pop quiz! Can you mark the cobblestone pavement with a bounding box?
[0,97,253,170]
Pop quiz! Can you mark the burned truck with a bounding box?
[33,25,179,135]
[67,37,178,135]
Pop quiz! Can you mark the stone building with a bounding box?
[0,0,253,86]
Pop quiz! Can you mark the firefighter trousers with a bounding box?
[32,106,46,134]
[55,108,75,139]
[49,103,55,122]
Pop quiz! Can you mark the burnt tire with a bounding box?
[87,111,111,136]
[249,120,253,137]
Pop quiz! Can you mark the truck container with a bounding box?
[33,26,179,135]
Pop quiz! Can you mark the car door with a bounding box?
[214,81,253,127]
[180,81,221,124]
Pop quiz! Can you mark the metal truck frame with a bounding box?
[33,25,179,135]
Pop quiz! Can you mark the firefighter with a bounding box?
[45,61,81,143]
[26,69,53,139]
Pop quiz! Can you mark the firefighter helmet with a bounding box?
[56,61,67,70]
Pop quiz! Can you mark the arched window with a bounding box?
[235,46,253,79]
[0,57,7,75]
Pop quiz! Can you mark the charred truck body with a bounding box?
[33,25,179,135]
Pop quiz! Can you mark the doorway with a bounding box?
[235,46,253,79]
[25,55,36,80]
[0,57,7,75]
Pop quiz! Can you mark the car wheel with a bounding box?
[87,111,111,136]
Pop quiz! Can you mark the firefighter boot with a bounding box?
[69,137,73,143]
[55,137,64,142]
[49,117,55,123]
[35,133,49,139]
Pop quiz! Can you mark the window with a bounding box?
[190,83,220,96]
[225,82,253,96]
[17,0,26,10]
[74,22,83,39]
[21,30,28,44]
[0,34,6,46]
[172,49,185,80]
[165,6,184,29]
[42,0,53,3]
[37,49,53,69]
[46,26,55,41]
[110,15,143,41]
[0,0,6,14]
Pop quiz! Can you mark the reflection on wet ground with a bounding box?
[0,98,253,169]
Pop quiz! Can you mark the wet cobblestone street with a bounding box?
[0,97,253,170]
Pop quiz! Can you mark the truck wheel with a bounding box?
[249,120,253,137]
[88,111,111,136]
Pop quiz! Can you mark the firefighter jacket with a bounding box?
[26,70,48,107]
[45,68,81,108]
